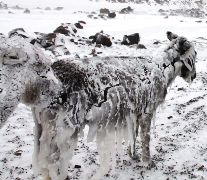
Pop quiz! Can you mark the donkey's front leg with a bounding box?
[126,113,138,160]
[140,113,153,162]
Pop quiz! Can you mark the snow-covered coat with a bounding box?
[0,33,196,180]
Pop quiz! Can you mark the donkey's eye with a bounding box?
[3,54,8,58]
[33,62,43,67]
[35,62,42,66]
[3,50,19,59]
[8,55,18,59]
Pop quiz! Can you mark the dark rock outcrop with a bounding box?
[75,23,83,29]
[37,33,56,48]
[108,12,116,18]
[0,2,8,9]
[89,31,112,47]
[120,6,133,14]
[45,7,51,10]
[137,44,146,49]
[8,28,33,41]
[54,25,70,36]
[100,8,110,14]
[121,33,140,45]
[54,7,64,11]
[24,8,30,14]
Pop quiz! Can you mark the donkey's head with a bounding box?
[0,35,60,127]
[166,31,197,84]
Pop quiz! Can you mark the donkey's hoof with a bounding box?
[146,160,156,170]
[128,147,139,160]
[130,153,140,160]
[142,155,150,162]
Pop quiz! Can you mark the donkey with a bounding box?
[0,35,60,127]
[0,32,196,180]
[33,32,196,180]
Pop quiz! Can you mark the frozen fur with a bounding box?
[0,33,197,180]
[35,33,196,179]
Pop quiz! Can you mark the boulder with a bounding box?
[137,44,146,49]
[100,8,110,14]
[54,25,70,35]
[38,33,57,48]
[75,23,83,29]
[8,28,29,39]
[120,6,133,14]
[24,8,30,14]
[108,12,116,18]
[89,31,112,47]
[121,33,140,45]
[54,7,64,11]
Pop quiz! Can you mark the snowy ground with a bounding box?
[1,0,207,179]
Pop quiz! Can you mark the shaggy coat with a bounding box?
[0,32,196,180]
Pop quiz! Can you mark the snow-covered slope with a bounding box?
[105,0,206,6]
[1,0,207,180]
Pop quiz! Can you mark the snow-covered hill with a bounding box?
[103,0,206,8]
[1,0,207,180]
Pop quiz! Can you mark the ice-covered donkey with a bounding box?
[0,35,60,127]
[0,32,196,180]
[36,31,197,180]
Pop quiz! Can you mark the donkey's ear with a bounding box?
[177,37,196,71]
[166,31,178,41]
[176,37,192,55]
[181,46,196,71]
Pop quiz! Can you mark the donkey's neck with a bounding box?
[163,61,182,87]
